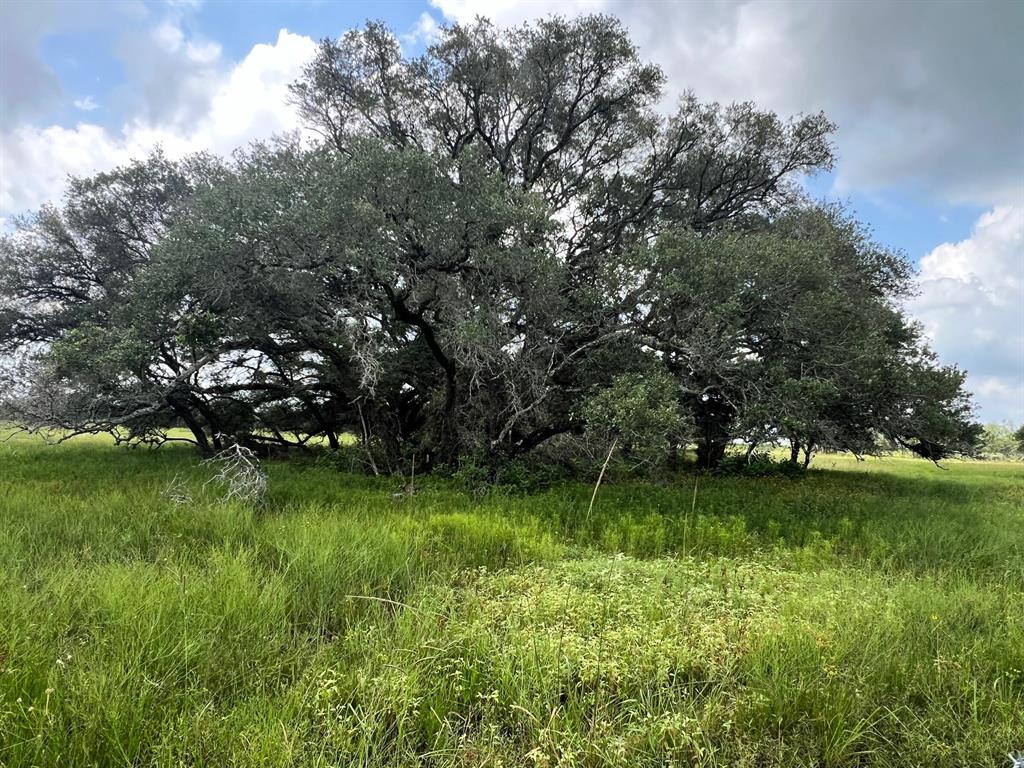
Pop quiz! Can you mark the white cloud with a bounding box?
[115,18,225,129]
[192,28,316,154]
[400,12,443,50]
[0,28,316,219]
[0,123,130,216]
[0,1,140,128]
[430,0,1024,208]
[431,0,602,26]
[910,205,1024,423]
[970,376,1024,427]
[73,96,99,111]
[918,207,1022,290]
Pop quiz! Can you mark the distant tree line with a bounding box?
[977,423,1024,460]
[0,15,982,472]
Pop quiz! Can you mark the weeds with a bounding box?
[0,431,1021,766]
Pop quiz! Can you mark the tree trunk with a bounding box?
[789,438,801,464]
[692,392,734,470]
[188,395,224,450]
[802,441,815,469]
[696,439,727,470]
[324,430,340,451]
[303,398,340,451]
[388,292,460,468]
[435,365,460,466]
[166,394,212,456]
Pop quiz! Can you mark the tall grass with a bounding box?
[0,432,1021,766]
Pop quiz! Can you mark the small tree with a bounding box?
[582,370,685,458]
[580,368,686,516]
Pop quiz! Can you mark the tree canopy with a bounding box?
[0,15,982,471]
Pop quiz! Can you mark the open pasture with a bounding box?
[1,434,1021,767]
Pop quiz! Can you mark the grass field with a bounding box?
[1,433,1021,767]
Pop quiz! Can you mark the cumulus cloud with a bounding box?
[115,18,225,129]
[0,1,145,127]
[0,2,63,127]
[400,12,443,49]
[0,122,130,216]
[0,28,316,218]
[910,205,1024,423]
[432,0,603,24]
[431,0,1023,208]
[73,96,99,112]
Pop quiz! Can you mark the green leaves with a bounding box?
[0,16,982,468]
[582,370,685,450]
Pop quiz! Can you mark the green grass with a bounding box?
[1,432,1021,767]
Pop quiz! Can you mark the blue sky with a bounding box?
[37,2,421,126]
[1,0,1021,422]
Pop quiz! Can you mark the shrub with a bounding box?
[714,451,807,478]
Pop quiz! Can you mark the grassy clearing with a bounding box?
[0,432,1021,766]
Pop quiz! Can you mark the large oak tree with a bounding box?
[0,15,981,469]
